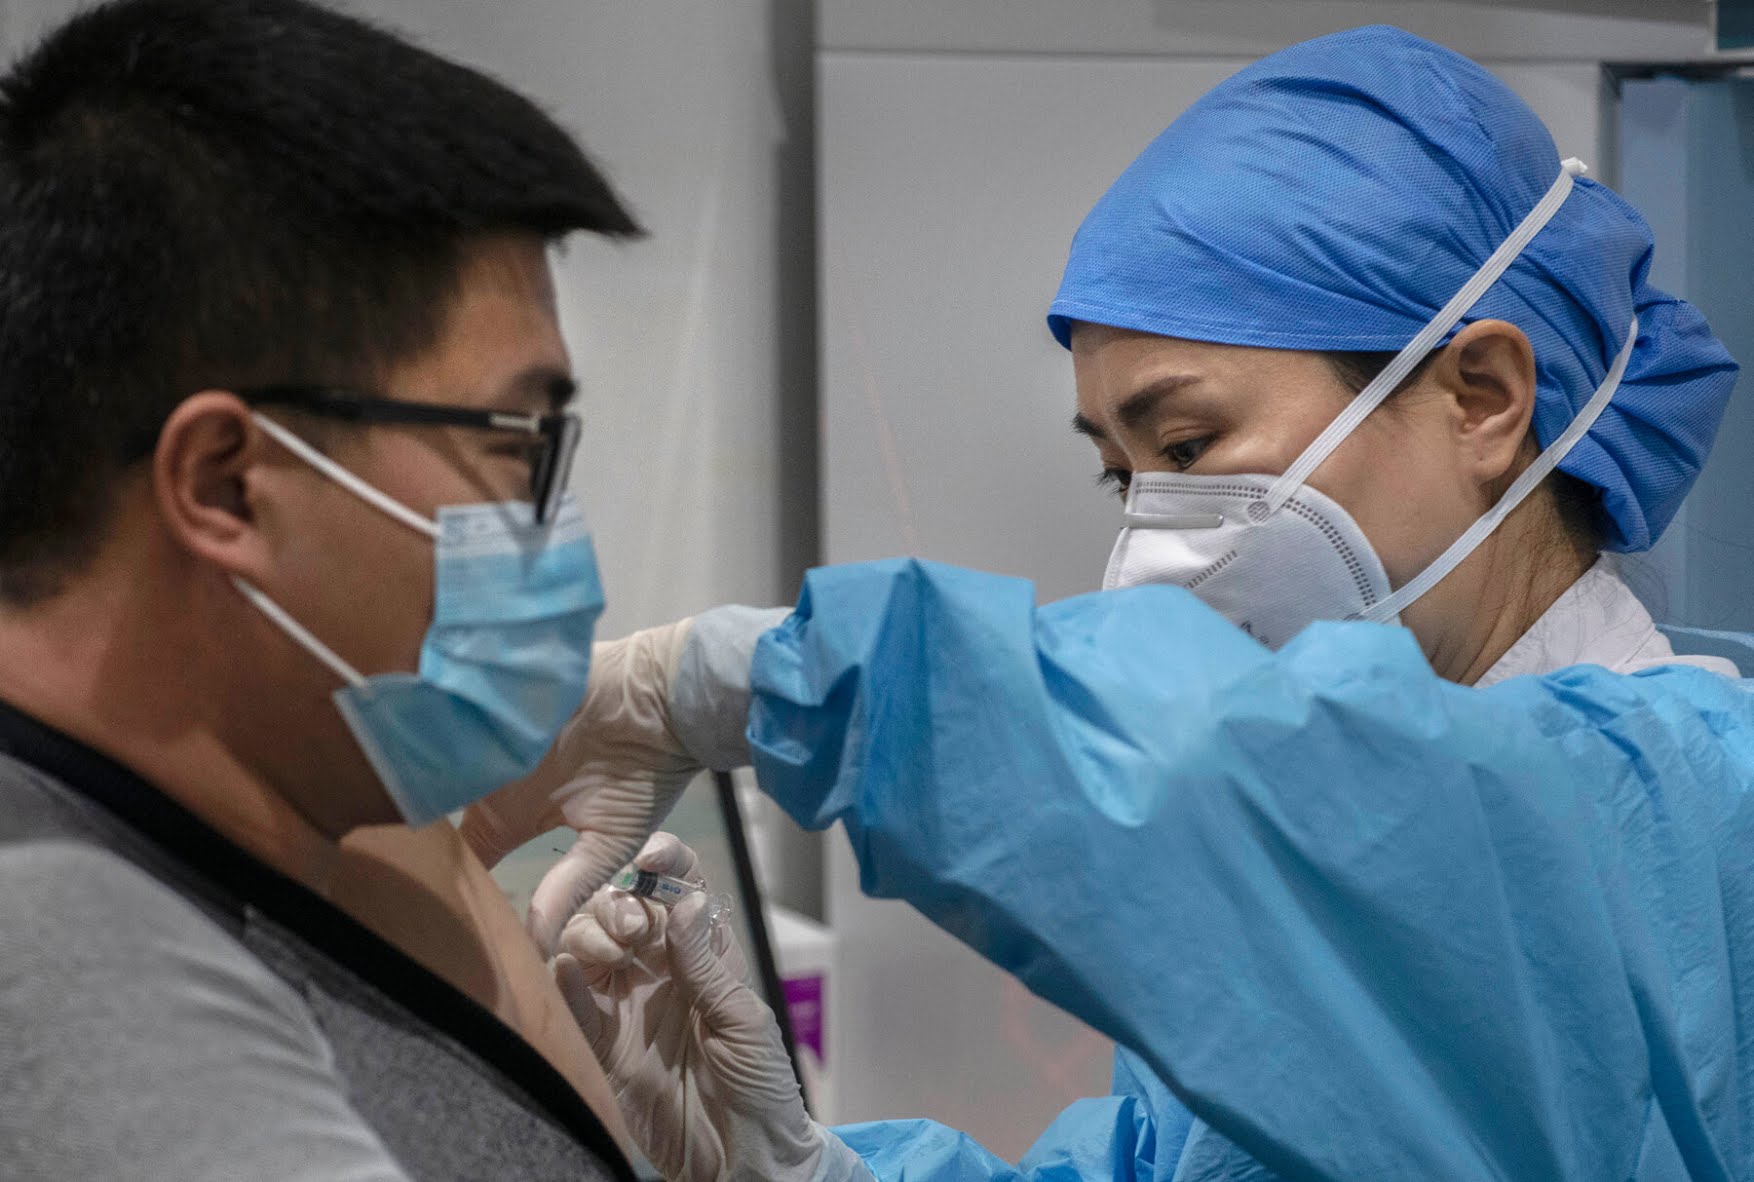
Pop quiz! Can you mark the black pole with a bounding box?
[714,770,809,1106]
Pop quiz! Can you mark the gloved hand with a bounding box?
[460,618,701,955]
[554,833,872,1182]
[461,606,789,956]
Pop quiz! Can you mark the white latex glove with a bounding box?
[460,618,701,955]
[554,833,872,1182]
[463,606,790,956]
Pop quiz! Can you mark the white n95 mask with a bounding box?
[1104,476,1391,650]
[1102,157,1638,649]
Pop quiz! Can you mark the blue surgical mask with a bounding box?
[234,413,605,826]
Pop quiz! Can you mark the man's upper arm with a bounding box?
[0,840,411,1181]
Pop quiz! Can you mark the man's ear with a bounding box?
[151,392,276,580]
[1431,319,1539,486]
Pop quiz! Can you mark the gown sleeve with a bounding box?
[747,558,1754,1181]
[831,1045,1185,1182]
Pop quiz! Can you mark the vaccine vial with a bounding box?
[610,865,734,928]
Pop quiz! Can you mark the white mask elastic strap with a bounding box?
[1360,314,1638,624]
[1264,157,1589,515]
[251,413,441,540]
[231,576,368,688]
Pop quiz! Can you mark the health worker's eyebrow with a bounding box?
[1071,374,1203,440]
[1071,412,1105,440]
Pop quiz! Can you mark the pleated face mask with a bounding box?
[235,413,604,826]
[1104,159,1637,649]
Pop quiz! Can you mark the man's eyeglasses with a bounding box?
[238,385,581,525]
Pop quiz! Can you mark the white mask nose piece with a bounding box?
[1122,511,1225,530]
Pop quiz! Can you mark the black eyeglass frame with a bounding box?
[238,385,581,525]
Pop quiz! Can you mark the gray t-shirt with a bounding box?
[0,701,633,1182]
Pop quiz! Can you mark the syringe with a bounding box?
[609,865,734,928]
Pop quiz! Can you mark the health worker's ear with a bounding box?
[1426,319,1539,489]
[151,391,282,582]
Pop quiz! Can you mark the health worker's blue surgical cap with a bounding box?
[1047,25,1738,553]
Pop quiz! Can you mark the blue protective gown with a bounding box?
[746,558,1754,1181]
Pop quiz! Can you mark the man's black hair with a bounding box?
[0,0,641,601]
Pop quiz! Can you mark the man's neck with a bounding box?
[0,580,343,893]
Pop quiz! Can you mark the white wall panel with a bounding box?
[823,0,1708,60]
[820,54,1246,593]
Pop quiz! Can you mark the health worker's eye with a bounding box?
[1161,437,1212,471]
[1096,468,1132,500]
